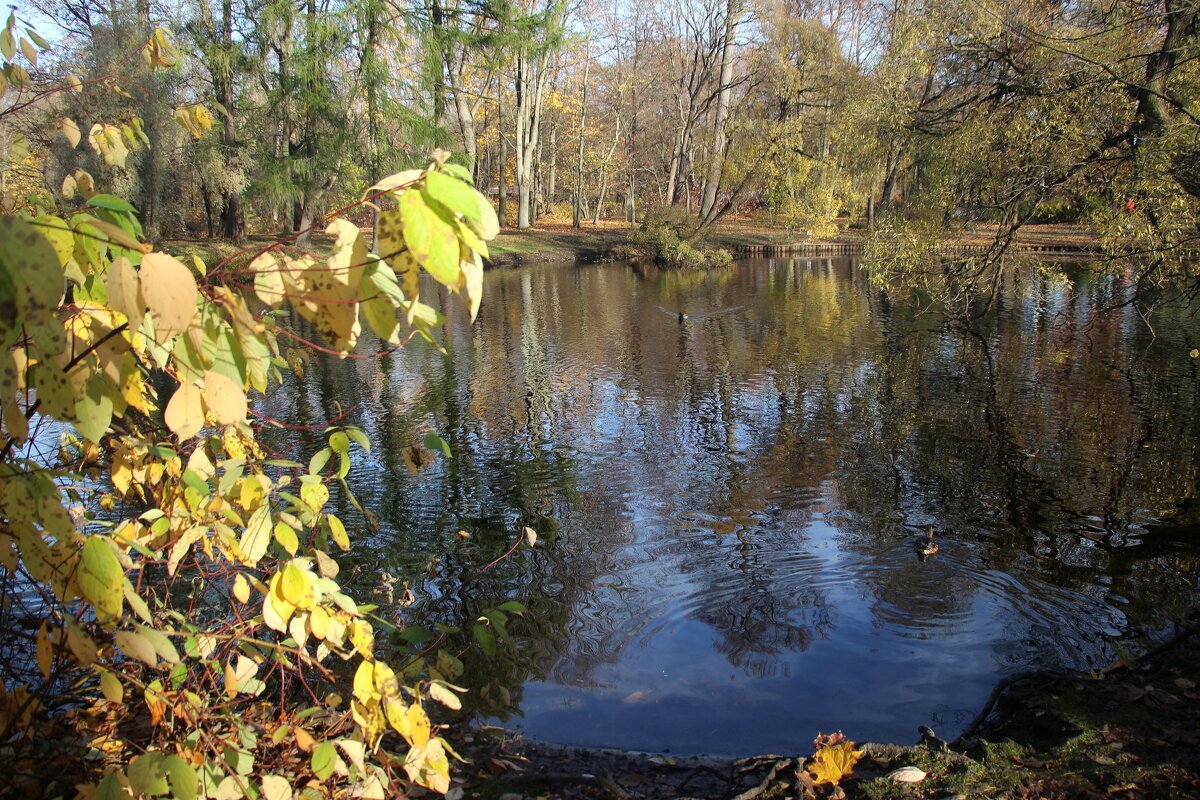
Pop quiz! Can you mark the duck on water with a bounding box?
[914,527,939,558]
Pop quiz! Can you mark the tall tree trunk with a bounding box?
[574,41,590,227]
[497,75,508,227]
[700,0,738,221]
[515,45,550,229]
[592,123,620,225]
[217,0,244,242]
[365,9,382,249]
[547,122,557,215]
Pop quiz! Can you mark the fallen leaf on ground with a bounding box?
[813,730,847,750]
[807,742,862,786]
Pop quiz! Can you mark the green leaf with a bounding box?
[80,536,124,621]
[309,447,331,476]
[399,188,459,286]
[0,29,14,61]
[164,755,198,800]
[345,427,371,454]
[399,625,434,644]
[439,163,474,184]
[182,468,210,496]
[422,432,451,457]
[223,744,255,776]
[129,752,170,797]
[498,600,526,615]
[423,171,499,241]
[311,740,336,781]
[328,431,350,456]
[75,373,114,443]
[95,772,125,800]
[26,29,49,49]
[473,623,496,657]
[87,193,138,213]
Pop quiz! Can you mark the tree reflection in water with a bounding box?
[261,257,1200,754]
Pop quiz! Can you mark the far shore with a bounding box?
[486,216,1103,266]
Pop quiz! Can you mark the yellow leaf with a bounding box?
[349,619,373,658]
[114,630,158,666]
[353,660,377,703]
[99,668,124,702]
[202,371,247,426]
[232,573,250,603]
[165,380,205,441]
[62,117,81,148]
[263,572,296,632]
[79,536,124,622]
[279,562,319,610]
[224,661,238,697]
[250,251,285,306]
[66,623,98,665]
[239,474,266,510]
[399,702,431,749]
[428,681,461,711]
[89,220,151,254]
[107,256,143,333]
[293,726,315,753]
[75,169,95,199]
[807,742,863,786]
[365,169,423,196]
[36,622,53,678]
[139,252,199,344]
[273,522,298,556]
[239,505,271,566]
[260,774,291,800]
[460,250,484,322]
[404,738,450,794]
[309,606,330,639]
[300,480,329,514]
[327,514,350,551]
[167,526,204,576]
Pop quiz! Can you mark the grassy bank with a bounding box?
[487,216,1102,266]
[159,216,1102,269]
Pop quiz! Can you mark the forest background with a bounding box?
[2,0,1197,271]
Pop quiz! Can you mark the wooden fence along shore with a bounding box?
[733,241,1101,258]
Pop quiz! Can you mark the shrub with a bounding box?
[629,208,732,269]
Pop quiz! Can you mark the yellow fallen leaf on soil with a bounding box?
[807,741,863,785]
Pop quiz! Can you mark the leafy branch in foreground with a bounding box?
[1,29,506,792]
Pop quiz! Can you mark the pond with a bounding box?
[261,257,1200,757]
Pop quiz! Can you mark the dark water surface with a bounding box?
[264,257,1200,756]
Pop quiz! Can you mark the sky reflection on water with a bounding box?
[263,257,1200,755]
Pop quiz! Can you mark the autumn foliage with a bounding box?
[1,21,506,799]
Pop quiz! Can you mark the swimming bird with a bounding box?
[678,311,688,322]
[914,527,939,558]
